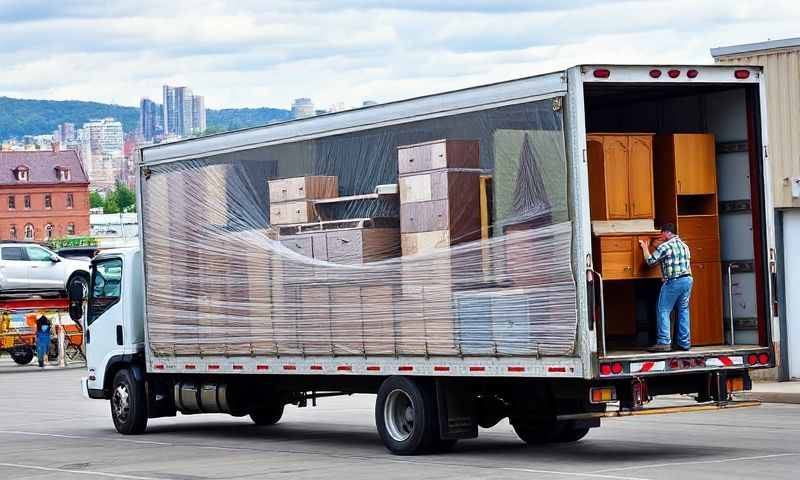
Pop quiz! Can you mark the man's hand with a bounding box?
[639,239,651,256]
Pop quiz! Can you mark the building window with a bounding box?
[7,195,14,210]
[57,167,71,181]
[14,166,29,182]
[45,224,54,240]
[66,193,74,208]
[44,194,52,209]
[66,223,75,235]
[24,224,34,240]
[9,226,16,240]
[24,195,31,209]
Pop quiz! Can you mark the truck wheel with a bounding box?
[110,369,148,435]
[511,420,590,444]
[554,426,590,443]
[376,376,438,455]
[250,403,284,426]
[11,347,34,365]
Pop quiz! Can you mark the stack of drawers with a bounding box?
[397,139,482,355]
[268,176,338,225]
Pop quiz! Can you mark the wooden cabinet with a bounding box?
[689,261,724,345]
[268,176,338,203]
[279,226,400,264]
[587,134,654,220]
[398,139,479,175]
[270,200,316,225]
[672,134,716,195]
[595,234,661,280]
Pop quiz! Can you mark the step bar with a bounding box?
[557,400,761,421]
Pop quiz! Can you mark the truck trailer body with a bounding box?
[79,64,777,454]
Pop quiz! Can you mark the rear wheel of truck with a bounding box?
[376,376,438,455]
[110,369,148,435]
[11,346,34,365]
[250,403,284,426]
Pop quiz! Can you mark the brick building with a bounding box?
[0,148,90,241]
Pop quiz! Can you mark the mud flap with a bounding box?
[435,380,478,440]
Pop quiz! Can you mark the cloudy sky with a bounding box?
[1,0,799,110]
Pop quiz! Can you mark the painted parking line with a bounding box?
[595,453,799,473]
[0,463,174,480]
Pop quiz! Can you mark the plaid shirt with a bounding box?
[646,236,692,280]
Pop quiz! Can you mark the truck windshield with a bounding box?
[88,258,122,325]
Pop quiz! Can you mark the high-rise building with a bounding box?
[162,85,178,136]
[192,95,206,134]
[139,98,160,141]
[291,98,315,119]
[82,118,123,155]
[60,123,76,142]
[162,84,205,137]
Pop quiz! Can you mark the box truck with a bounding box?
[75,64,777,455]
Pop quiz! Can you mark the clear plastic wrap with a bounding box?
[141,98,578,358]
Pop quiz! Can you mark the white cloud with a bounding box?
[0,0,798,109]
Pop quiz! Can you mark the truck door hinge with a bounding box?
[553,97,563,112]
[142,166,152,180]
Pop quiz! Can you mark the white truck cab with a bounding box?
[80,248,145,401]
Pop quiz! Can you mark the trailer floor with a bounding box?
[1,366,798,480]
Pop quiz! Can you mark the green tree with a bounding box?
[114,181,136,212]
[90,191,104,209]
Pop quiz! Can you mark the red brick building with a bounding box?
[0,149,90,241]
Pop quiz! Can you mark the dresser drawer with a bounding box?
[678,216,719,240]
[326,229,364,264]
[400,200,449,233]
[684,237,720,262]
[600,236,634,253]
[599,251,635,280]
[398,140,480,174]
[269,201,316,225]
[280,236,313,257]
[268,176,337,203]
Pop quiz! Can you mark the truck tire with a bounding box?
[67,272,89,300]
[511,420,590,445]
[110,369,148,435]
[11,347,34,365]
[375,376,438,455]
[250,403,284,426]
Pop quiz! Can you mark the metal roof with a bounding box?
[711,37,800,58]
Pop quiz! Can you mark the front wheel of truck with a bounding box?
[110,369,148,435]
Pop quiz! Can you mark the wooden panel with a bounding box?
[398,144,435,174]
[399,174,432,203]
[603,136,630,219]
[269,201,316,225]
[361,286,396,355]
[446,171,482,245]
[329,286,363,355]
[673,134,717,195]
[398,139,479,174]
[653,135,678,228]
[600,236,633,253]
[677,215,719,240]
[690,261,724,345]
[401,230,450,256]
[628,136,655,219]
[299,287,332,354]
[604,282,637,336]
[326,229,364,264]
[600,251,635,280]
[400,199,449,233]
[280,236,313,257]
[268,176,337,203]
[587,137,608,220]
[634,235,662,278]
[479,175,492,240]
[683,236,720,263]
[361,228,401,261]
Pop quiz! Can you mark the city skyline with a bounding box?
[2,1,799,110]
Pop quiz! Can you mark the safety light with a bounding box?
[593,69,611,78]
[600,364,612,376]
[590,386,617,403]
[668,69,680,78]
[748,354,758,366]
[726,377,745,393]
[611,362,623,374]
[649,69,662,78]
[758,353,769,364]
[735,69,751,79]
[687,69,699,78]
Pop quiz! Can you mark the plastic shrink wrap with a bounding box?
[141,98,578,358]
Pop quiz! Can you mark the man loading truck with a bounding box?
[639,223,693,353]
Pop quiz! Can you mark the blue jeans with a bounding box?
[656,276,693,348]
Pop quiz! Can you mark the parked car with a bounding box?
[0,242,90,297]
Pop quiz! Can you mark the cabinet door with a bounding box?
[603,137,630,219]
[674,134,717,195]
[628,136,654,218]
[689,261,724,345]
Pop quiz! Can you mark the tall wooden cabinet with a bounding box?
[654,133,724,346]
[587,134,655,220]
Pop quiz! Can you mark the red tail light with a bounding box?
[668,69,680,78]
[735,69,750,79]
[748,354,758,365]
[611,362,623,374]
[687,69,699,78]
[649,69,662,78]
[600,364,612,375]
[593,68,611,78]
[758,353,769,364]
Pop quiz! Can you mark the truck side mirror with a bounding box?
[68,281,84,321]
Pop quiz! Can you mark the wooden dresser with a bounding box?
[268,176,338,225]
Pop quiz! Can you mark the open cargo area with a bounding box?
[583,80,771,359]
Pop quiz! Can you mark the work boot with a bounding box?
[648,344,672,353]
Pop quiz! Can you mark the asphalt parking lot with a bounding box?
[0,367,798,480]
